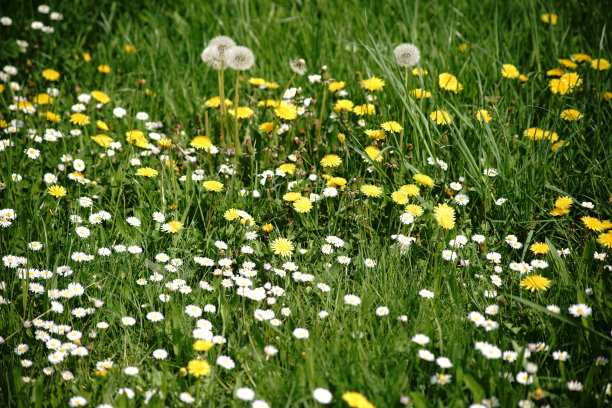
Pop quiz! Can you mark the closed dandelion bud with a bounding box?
[394,43,421,67]
[179,367,187,376]
[290,58,307,75]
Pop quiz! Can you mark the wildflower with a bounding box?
[394,43,420,67]
[361,77,385,91]
[433,203,455,229]
[70,113,90,126]
[360,184,382,198]
[430,110,452,125]
[187,359,211,377]
[313,388,333,404]
[438,73,463,93]
[344,294,361,306]
[529,242,549,255]
[162,221,183,233]
[226,46,255,71]
[293,197,313,213]
[413,174,433,188]
[568,303,592,317]
[476,110,492,123]
[597,232,612,249]
[560,109,583,121]
[334,99,354,112]
[271,238,294,256]
[47,185,67,198]
[203,180,224,192]
[321,154,342,168]
[275,102,298,120]
[236,387,255,401]
[520,275,551,292]
[289,58,307,75]
[501,64,520,79]
[381,121,403,133]
[42,69,60,81]
[342,392,375,408]
[540,13,557,25]
[567,381,583,391]
[409,88,431,99]
[293,328,309,339]
[136,167,158,177]
[591,59,611,71]
[97,64,111,73]
[419,289,434,299]
[201,36,236,69]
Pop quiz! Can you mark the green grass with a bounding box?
[0,0,611,407]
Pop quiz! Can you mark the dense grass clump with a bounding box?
[0,1,611,407]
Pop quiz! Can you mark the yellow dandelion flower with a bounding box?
[550,207,569,216]
[327,177,347,188]
[45,111,61,122]
[540,13,557,25]
[405,204,424,216]
[228,107,254,119]
[548,78,570,95]
[187,359,210,377]
[558,59,577,69]
[434,203,455,229]
[342,392,375,408]
[381,121,403,133]
[597,232,612,249]
[391,190,409,204]
[438,73,463,93]
[124,44,136,53]
[205,96,232,108]
[361,77,385,91]
[328,81,346,92]
[96,120,109,131]
[560,72,582,88]
[190,136,212,150]
[546,68,565,77]
[203,180,224,192]
[554,196,573,209]
[476,110,492,123]
[519,74,529,82]
[97,64,111,74]
[293,197,313,213]
[283,192,302,202]
[42,69,60,81]
[224,209,240,221]
[409,88,431,99]
[249,77,266,86]
[571,53,591,63]
[259,122,275,133]
[360,184,382,198]
[413,174,433,188]
[400,184,420,197]
[501,64,520,79]
[91,134,114,148]
[530,242,549,255]
[270,238,294,257]
[321,154,342,168]
[430,110,452,125]
[136,167,158,177]
[47,185,67,198]
[275,102,298,120]
[33,93,53,105]
[602,220,612,230]
[334,99,354,113]
[257,99,278,108]
[365,129,386,140]
[582,216,605,231]
[265,82,279,90]
[277,163,296,175]
[364,145,383,162]
[352,104,376,116]
[91,90,110,104]
[193,340,214,352]
[560,109,583,121]
[262,223,274,233]
[411,67,428,76]
[591,58,611,71]
[520,274,551,292]
[162,221,183,233]
[70,113,90,126]
[125,130,149,148]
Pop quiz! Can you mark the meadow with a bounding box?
[0,0,611,407]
